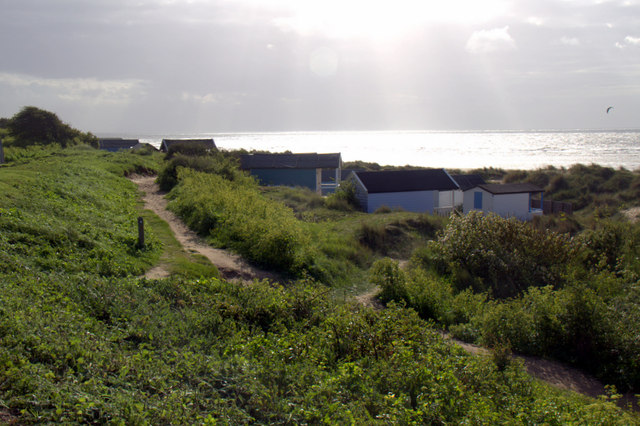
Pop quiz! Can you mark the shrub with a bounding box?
[6,106,97,148]
[427,211,575,298]
[325,180,359,211]
[369,258,408,303]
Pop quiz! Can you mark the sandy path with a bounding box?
[129,175,281,283]
[622,207,640,223]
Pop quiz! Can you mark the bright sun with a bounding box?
[266,0,509,40]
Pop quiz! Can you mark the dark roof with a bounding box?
[451,174,486,191]
[477,183,544,195]
[160,138,216,152]
[354,169,459,193]
[132,142,158,151]
[98,138,139,150]
[240,153,342,170]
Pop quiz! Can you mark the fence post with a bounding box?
[137,216,145,248]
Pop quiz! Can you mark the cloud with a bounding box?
[561,36,581,46]
[615,35,640,48]
[625,35,640,44]
[526,16,544,26]
[466,26,516,54]
[0,72,146,104]
[181,91,218,104]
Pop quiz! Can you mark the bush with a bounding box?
[325,180,359,211]
[427,211,575,298]
[165,141,214,158]
[369,258,408,303]
[6,106,97,148]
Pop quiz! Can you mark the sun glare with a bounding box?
[264,0,509,40]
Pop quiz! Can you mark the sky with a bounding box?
[0,0,639,133]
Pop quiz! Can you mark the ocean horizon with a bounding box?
[98,129,640,171]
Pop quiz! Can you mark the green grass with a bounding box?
[0,147,164,277]
[0,146,638,423]
[138,209,219,279]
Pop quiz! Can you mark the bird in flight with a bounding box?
[606,106,614,114]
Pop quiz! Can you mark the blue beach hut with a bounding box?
[240,153,342,194]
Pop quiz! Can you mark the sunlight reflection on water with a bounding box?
[133,130,640,170]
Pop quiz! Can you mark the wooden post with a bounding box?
[137,216,145,248]
[0,138,4,164]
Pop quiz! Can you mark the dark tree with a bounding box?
[7,106,97,148]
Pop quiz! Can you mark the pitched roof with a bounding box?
[354,169,459,194]
[477,183,544,194]
[451,174,486,191]
[98,138,139,150]
[240,153,342,170]
[160,138,216,152]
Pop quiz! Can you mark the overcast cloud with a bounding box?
[0,0,638,133]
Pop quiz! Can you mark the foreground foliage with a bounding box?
[1,147,638,423]
[374,211,640,392]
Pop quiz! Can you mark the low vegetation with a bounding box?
[0,108,639,422]
[1,148,637,423]
[504,163,640,214]
[373,211,640,392]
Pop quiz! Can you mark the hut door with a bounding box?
[474,192,483,209]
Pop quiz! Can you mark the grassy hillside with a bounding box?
[0,147,638,423]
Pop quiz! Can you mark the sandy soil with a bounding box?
[622,207,640,223]
[129,175,282,284]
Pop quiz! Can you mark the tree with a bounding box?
[7,106,97,148]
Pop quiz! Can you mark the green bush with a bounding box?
[369,258,408,303]
[5,106,97,148]
[165,140,214,158]
[427,211,575,298]
[325,180,359,211]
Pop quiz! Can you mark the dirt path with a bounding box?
[622,207,640,223]
[129,175,281,284]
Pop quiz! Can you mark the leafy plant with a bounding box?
[427,211,575,298]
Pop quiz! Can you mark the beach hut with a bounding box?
[98,138,140,152]
[463,183,544,221]
[240,153,342,194]
[451,174,486,207]
[349,169,459,214]
[160,138,217,153]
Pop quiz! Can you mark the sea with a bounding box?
[105,130,640,171]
